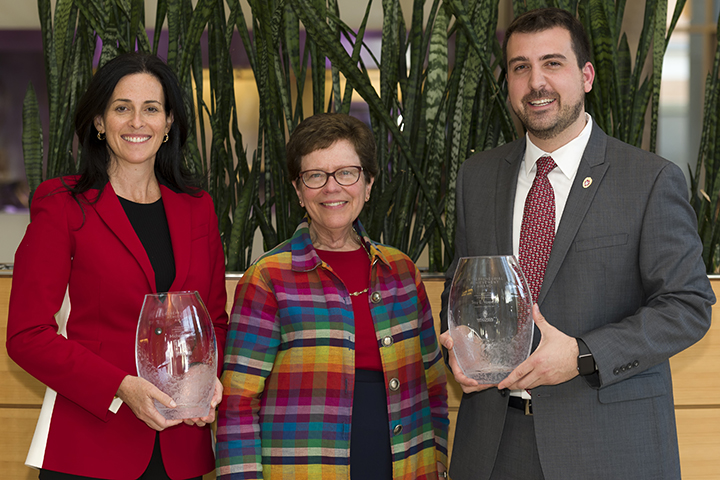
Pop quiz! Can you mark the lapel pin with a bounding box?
[582,177,592,189]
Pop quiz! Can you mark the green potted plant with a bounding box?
[22,0,685,272]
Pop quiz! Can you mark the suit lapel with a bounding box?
[496,141,526,254]
[539,123,610,305]
[160,185,191,291]
[92,183,157,291]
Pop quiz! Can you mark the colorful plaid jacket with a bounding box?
[217,218,449,479]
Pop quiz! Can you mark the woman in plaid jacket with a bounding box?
[217,113,448,479]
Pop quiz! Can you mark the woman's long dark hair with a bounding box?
[69,52,199,198]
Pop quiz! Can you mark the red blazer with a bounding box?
[7,177,228,480]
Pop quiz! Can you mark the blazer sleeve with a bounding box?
[6,181,129,420]
[581,161,714,388]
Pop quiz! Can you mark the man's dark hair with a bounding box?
[502,7,592,70]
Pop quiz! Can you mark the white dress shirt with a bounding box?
[512,113,594,257]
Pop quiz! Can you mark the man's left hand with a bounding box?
[498,304,579,391]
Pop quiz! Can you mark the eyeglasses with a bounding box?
[298,166,364,189]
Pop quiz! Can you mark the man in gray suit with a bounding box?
[439,7,714,480]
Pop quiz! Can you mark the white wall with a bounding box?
[0,212,29,264]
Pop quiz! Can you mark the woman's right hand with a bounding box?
[116,375,183,431]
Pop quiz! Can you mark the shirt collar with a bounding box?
[289,216,390,272]
[523,113,593,179]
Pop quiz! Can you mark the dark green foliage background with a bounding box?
[25,0,718,272]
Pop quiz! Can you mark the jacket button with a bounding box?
[393,424,403,435]
[371,291,382,304]
[626,363,633,370]
[620,365,627,372]
[613,368,620,375]
[382,336,393,347]
[633,360,639,367]
[389,378,400,391]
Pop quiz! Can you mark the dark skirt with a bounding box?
[38,433,202,480]
[350,369,393,480]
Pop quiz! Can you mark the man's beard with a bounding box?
[513,89,584,140]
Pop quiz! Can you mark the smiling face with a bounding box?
[293,139,374,247]
[506,26,594,150]
[94,72,173,171]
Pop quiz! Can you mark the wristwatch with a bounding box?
[576,338,597,376]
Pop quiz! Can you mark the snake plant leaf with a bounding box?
[178,0,215,82]
[268,2,295,135]
[424,6,448,173]
[380,0,399,112]
[99,27,120,68]
[666,0,687,51]
[423,4,448,270]
[166,0,181,69]
[339,2,373,114]
[53,0,74,74]
[130,0,152,53]
[226,0,258,72]
[628,76,652,147]
[153,0,168,54]
[648,0,667,153]
[22,84,44,205]
[646,0,686,153]
[615,32,631,135]
[326,0,342,113]
[309,20,327,113]
[556,0,579,11]
[227,162,259,271]
[75,0,128,53]
[614,0,626,36]
[283,4,302,119]
[582,0,613,134]
[38,0,58,139]
[410,0,444,151]
[444,0,514,143]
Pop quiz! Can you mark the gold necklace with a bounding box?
[348,288,369,297]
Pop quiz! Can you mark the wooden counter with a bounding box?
[2,274,718,479]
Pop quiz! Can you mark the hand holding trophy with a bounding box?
[447,256,534,384]
[135,291,218,420]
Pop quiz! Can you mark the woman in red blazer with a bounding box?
[6,53,228,480]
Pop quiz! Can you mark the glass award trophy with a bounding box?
[135,291,218,420]
[447,256,534,384]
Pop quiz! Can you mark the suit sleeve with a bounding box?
[581,162,714,388]
[6,181,129,420]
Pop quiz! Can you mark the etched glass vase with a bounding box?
[447,256,534,384]
[135,291,217,420]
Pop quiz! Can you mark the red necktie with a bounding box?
[519,156,557,303]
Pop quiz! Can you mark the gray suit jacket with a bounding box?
[441,123,714,480]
